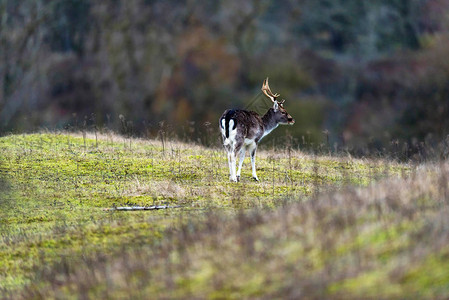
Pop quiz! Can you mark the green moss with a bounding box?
[328,269,402,298]
[328,247,449,299]
[400,248,449,297]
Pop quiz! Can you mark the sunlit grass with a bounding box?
[1,131,435,298]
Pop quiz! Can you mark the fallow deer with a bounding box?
[219,78,295,182]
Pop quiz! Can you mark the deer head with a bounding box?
[261,78,295,125]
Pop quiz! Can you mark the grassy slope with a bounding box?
[1,132,447,298]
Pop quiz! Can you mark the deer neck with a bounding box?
[261,109,279,138]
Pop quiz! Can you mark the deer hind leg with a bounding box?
[227,151,233,179]
[229,149,238,182]
[229,141,244,182]
[230,152,237,182]
[249,143,259,181]
[225,144,238,182]
[225,145,236,182]
[236,146,246,181]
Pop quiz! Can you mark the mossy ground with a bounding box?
[2,132,446,298]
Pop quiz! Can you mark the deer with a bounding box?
[219,78,295,182]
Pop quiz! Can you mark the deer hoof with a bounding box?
[230,176,238,182]
[252,177,259,182]
[236,176,240,182]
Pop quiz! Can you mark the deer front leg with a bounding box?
[249,143,259,181]
[236,147,246,181]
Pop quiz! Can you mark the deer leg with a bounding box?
[225,144,237,182]
[236,147,246,181]
[227,151,233,180]
[230,153,237,182]
[228,145,238,182]
[249,143,259,181]
[230,141,244,182]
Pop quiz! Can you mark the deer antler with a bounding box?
[261,78,280,102]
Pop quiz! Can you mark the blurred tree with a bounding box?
[296,0,424,58]
[0,0,448,156]
[47,0,91,54]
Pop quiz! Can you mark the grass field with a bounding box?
[1,132,448,299]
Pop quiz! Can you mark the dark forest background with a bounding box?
[2,0,449,156]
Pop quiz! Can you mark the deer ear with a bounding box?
[273,101,279,111]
